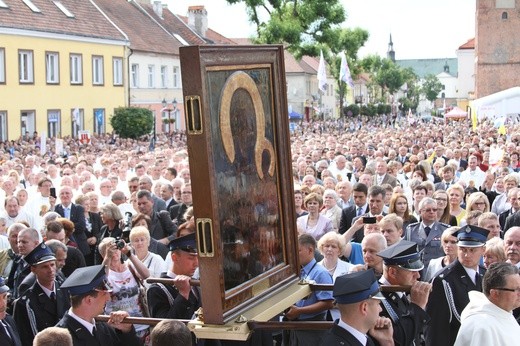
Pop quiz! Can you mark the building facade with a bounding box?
[0,0,128,140]
[476,0,520,98]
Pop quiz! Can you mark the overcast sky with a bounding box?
[167,0,476,59]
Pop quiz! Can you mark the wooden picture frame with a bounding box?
[180,45,298,324]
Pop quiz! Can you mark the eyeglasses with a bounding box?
[181,191,192,194]
[494,287,520,293]
[474,202,486,206]
[422,208,438,213]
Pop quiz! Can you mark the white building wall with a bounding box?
[457,49,475,100]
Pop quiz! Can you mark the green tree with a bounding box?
[110,107,153,139]
[227,0,369,112]
[343,104,359,117]
[422,74,443,103]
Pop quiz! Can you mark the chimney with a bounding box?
[152,0,162,18]
[188,5,208,37]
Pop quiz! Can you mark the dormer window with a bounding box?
[22,0,41,13]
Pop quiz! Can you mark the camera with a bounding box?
[363,216,377,224]
[115,238,126,250]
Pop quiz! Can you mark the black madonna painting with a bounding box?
[180,45,298,324]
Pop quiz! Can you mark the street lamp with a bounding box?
[162,98,176,134]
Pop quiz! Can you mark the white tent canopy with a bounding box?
[471,86,520,120]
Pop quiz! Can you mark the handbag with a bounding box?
[129,265,150,317]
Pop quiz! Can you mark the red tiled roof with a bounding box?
[177,14,235,45]
[459,38,475,50]
[141,5,206,46]
[301,55,319,72]
[93,0,182,55]
[0,0,126,41]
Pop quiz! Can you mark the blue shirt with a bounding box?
[296,258,333,320]
[348,242,364,265]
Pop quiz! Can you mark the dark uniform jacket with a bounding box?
[147,272,199,319]
[404,221,448,270]
[56,311,142,346]
[12,280,69,346]
[379,290,429,346]
[1,315,22,346]
[320,322,374,346]
[424,260,485,346]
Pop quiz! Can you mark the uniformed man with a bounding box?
[377,240,431,346]
[56,265,142,346]
[0,276,22,346]
[147,233,199,319]
[425,225,489,346]
[404,197,449,272]
[12,242,70,346]
[320,270,394,346]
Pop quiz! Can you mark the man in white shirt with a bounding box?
[455,262,520,345]
[459,155,486,188]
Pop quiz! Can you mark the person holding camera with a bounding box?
[97,203,124,264]
[98,237,150,344]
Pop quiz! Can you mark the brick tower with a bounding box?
[476,0,520,98]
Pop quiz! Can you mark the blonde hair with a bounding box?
[317,232,346,256]
[129,226,151,243]
[485,237,506,262]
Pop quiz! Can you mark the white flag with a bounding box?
[339,51,354,88]
[40,131,46,155]
[73,108,80,124]
[317,50,327,92]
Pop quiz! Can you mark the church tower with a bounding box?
[476,0,520,97]
[387,34,395,62]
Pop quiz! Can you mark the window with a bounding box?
[22,0,40,12]
[502,11,508,20]
[160,65,167,88]
[45,52,59,84]
[173,66,179,88]
[47,110,61,138]
[70,54,83,84]
[0,111,7,142]
[147,64,155,88]
[19,50,34,83]
[53,1,74,18]
[113,57,123,86]
[92,56,104,85]
[0,0,8,8]
[131,64,139,88]
[94,108,105,134]
[0,48,5,84]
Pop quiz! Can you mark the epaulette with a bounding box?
[439,222,450,228]
[407,222,420,227]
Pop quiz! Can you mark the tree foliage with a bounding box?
[422,74,444,103]
[226,0,369,112]
[343,104,359,117]
[110,107,153,139]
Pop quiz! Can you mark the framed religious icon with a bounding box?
[180,45,299,325]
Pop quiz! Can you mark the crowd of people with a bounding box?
[0,114,520,345]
